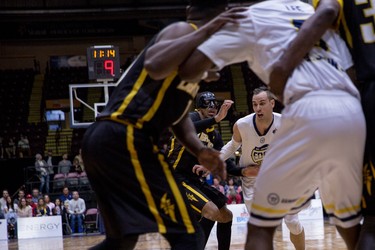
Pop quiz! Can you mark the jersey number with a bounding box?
[356,0,375,43]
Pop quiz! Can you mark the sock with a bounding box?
[217,220,232,250]
[199,217,216,246]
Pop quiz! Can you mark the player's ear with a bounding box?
[270,99,275,108]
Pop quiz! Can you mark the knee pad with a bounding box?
[284,214,303,235]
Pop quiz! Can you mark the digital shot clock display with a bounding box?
[87,45,120,80]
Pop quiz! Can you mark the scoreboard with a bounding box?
[87,45,120,80]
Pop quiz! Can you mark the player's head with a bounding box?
[187,0,229,21]
[252,86,275,120]
[196,91,219,118]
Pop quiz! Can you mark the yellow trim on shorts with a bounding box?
[190,204,202,214]
[136,71,178,128]
[324,204,361,215]
[126,125,166,233]
[251,203,289,215]
[182,182,209,203]
[110,68,148,123]
[158,154,195,233]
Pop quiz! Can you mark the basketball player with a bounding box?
[176,1,366,249]
[268,0,375,249]
[168,92,238,250]
[194,87,305,250]
[81,2,245,249]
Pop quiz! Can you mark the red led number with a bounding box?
[104,60,114,76]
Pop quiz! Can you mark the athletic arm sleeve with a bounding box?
[194,118,216,133]
[225,158,244,177]
[197,11,255,70]
[220,138,242,161]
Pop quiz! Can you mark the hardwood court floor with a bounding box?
[3,220,347,250]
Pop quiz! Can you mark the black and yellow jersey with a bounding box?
[313,0,375,81]
[97,33,200,140]
[167,111,242,180]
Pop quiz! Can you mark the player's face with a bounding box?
[252,91,274,121]
[199,100,218,118]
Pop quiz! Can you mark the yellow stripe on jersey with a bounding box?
[126,125,166,233]
[110,69,148,124]
[189,23,198,30]
[324,204,361,215]
[312,0,344,30]
[182,182,209,203]
[251,203,289,215]
[168,137,176,158]
[158,154,195,233]
[172,146,185,170]
[136,71,178,128]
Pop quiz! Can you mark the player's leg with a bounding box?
[284,214,305,250]
[357,81,375,250]
[200,181,233,250]
[242,177,256,212]
[82,121,202,249]
[246,223,276,250]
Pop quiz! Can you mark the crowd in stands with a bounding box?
[0,187,88,239]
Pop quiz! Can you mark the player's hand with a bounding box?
[215,100,234,122]
[192,165,210,177]
[241,164,260,177]
[269,62,289,101]
[200,7,248,37]
[197,147,226,180]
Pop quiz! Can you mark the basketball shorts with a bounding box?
[81,121,199,238]
[249,90,366,229]
[175,174,227,217]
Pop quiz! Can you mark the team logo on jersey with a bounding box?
[177,81,200,97]
[160,193,177,223]
[267,193,280,205]
[251,144,269,165]
[198,133,213,148]
[260,137,265,143]
[186,193,198,202]
[272,128,277,134]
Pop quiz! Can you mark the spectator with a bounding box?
[13,189,25,205]
[62,200,71,235]
[226,178,242,204]
[31,188,41,204]
[26,194,37,217]
[35,154,50,194]
[18,135,30,158]
[58,153,72,175]
[73,149,84,172]
[34,198,50,217]
[17,198,32,218]
[5,137,16,159]
[68,191,86,234]
[72,158,83,174]
[59,187,72,203]
[45,150,55,176]
[53,198,63,215]
[0,189,9,210]
[212,177,225,195]
[44,194,55,216]
[5,196,17,239]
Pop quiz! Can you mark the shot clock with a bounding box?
[87,45,120,80]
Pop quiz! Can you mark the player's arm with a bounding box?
[144,7,247,80]
[193,100,234,133]
[178,9,251,82]
[269,0,341,97]
[171,114,226,180]
[220,122,242,161]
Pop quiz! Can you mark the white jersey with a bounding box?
[237,113,281,167]
[198,0,359,105]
